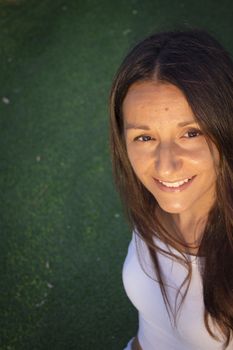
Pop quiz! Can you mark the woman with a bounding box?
[110,30,233,349]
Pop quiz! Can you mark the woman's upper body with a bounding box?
[123,231,233,350]
[110,29,233,348]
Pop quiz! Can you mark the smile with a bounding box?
[154,176,196,192]
[159,178,191,187]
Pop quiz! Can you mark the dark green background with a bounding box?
[0,1,232,349]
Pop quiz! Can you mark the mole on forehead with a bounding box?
[164,107,169,111]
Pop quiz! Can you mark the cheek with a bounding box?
[126,144,138,166]
[185,137,219,166]
[127,152,141,175]
[126,151,144,182]
[127,146,152,174]
[185,147,218,173]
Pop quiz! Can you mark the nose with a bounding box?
[154,142,182,178]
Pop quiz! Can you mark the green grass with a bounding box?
[0,0,232,349]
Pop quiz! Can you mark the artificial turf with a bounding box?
[0,0,232,349]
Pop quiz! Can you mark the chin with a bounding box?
[157,201,188,214]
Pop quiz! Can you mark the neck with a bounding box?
[156,208,209,254]
[171,212,208,245]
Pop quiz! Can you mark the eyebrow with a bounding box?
[125,120,197,130]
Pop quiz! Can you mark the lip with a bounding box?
[153,176,196,192]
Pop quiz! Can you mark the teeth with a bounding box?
[159,178,191,188]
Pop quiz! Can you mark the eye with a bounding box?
[183,129,202,138]
[134,135,154,142]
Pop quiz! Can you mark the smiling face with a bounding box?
[123,81,219,219]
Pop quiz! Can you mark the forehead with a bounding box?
[123,81,194,124]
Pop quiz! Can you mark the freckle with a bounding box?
[165,107,169,111]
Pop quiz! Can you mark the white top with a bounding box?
[122,232,233,350]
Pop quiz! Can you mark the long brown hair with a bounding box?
[110,29,233,347]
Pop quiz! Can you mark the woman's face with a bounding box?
[123,81,219,218]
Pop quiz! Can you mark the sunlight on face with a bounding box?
[123,81,219,219]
